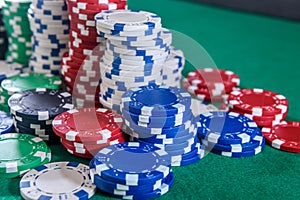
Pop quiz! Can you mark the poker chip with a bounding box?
[0,111,13,134]
[0,7,8,60]
[262,121,300,153]
[2,0,32,66]
[20,162,96,199]
[0,133,51,178]
[90,142,171,185]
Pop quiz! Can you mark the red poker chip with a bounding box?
[69,0,126,4]
[187,68,240,90]
[228,88,289,116]
[69,43,105,54]
[61,65,100,76]
[254,118,283,127]
[70,24,99,36]
[73,98,102,109]
[229,108,287,122]
[64,145,94,158]
[70,30,104,43]
[262,121,300,152]
[68,1,127,12]
[52,108,123,143]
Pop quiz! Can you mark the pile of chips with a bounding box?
[198,111,265,157]
[1,0,32,66]
[162,47,185,87]
[8,88,74,143]
[0,73,61,113]
[183,68,240,102]
[0,133,51,178]
[61,0,127,108]
[0,5,8,60]
[52,108,127,158]
[121,84,205,166]
[28,0,69,75]
[95,10,171,112]
[20,162,96,199]
[90,142,174,199]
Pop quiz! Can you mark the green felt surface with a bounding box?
[1,0,300,199]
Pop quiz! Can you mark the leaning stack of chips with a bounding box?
[52,108,127,158]
[183,68,240,102]
[0,5,8,60]
[2,0,32,66]
[121,84,205,166]
[227,88,288,127]
[89,142,174,199]
[61,0,127,108]
[95,10,171,112]
[0,133,51,178]
[198,111,265,157]
[28,0,70,75]
[0,73,62,113]
[8,88,74,143]
[162,47,185,87]
[0,111,13,134]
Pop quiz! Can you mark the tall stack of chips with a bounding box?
[1,0,32,66]
[28,0,70,75]
[61,0,127,108]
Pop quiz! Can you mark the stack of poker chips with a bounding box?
[183,68,240,102]
[0,5,8,60]
[89,142,174,199]
[28,0,70,75]
[2,0,32,66]
[227,88,288,127]
[162,47,185,87]
[0,133,51,178]
[121,84,205,167]
[8,88,74,144]
[0,111,13,134]
[0,73,62,113]
[95,10,171,112]
[52,108,127,158]
[198,111,265,158]
[61,0,127,108]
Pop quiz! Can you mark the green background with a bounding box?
[1,0,300,199]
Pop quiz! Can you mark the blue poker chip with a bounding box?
[166,137,198,156]
[121,84,192,117]
[172,153,201,166]
[197,111,260,145]
[122,108,192,128]
[91,142,171,186]
[0,111,13,134]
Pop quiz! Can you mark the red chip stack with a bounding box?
[61,0,127,108]
[52,107,127,158]
[183,68,240,102]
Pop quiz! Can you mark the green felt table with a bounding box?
[1,0,300,199]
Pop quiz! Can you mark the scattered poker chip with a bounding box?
[0,133,51,178]
[8,88,74,121]
[262,121,300,153]
[0,111,13,134]
[197,111,261,145]
[20,162,96,199]
[91,142,171,186]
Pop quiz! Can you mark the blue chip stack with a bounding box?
[0,5,8,60]
[162,47,185,88]
[90,142,174,199]
[95,10,172,112]
[121,84,206,167]
[198,111,265,158]
[28,0,69,75]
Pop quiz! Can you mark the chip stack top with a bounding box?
[2,0,32,66]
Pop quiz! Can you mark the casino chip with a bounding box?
[0,133,51,178]
[8,88,74,143]
[20,162,96,199]
[121,84,205,166]
[0,111,13,134]
[90,142,174,198]
[262,121,300,153]
[28,0,69,75]
[0,5,8,60]
[52,107,127,158]
[61,0,127,108]
[183,68,240,103]
[2,0,32,66]
[227,88,288,127]
[0,73,61,113]
[197,111,265,157]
